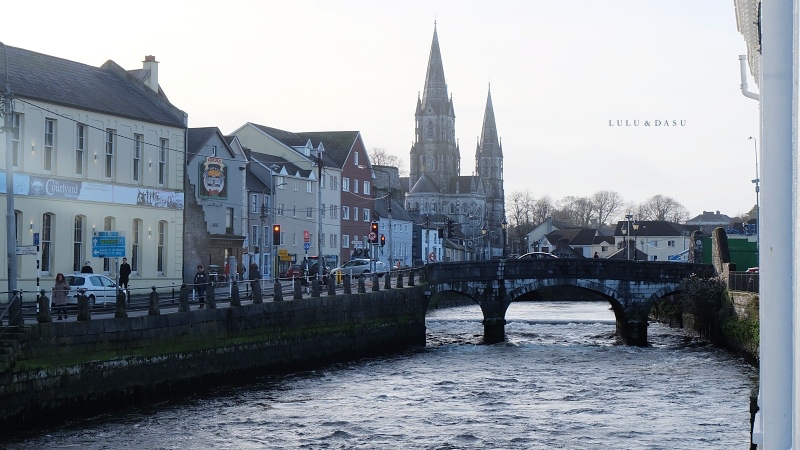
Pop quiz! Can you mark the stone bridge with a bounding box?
[422,259,716,346]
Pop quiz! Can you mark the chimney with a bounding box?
[143,55,159,92]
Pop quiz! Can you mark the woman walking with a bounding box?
[52,273,70,320]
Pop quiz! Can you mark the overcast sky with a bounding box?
[5,0,759,220]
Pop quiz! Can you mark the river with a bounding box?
[4,301,757,449]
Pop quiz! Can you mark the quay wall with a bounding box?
[0,286,429,429]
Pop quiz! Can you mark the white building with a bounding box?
[1,48,186,295]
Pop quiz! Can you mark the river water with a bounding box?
[5,301,757,449]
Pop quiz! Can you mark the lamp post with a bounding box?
[1,42,17,304]
[481,225,487,260]
[501,218,508,259]
[633,220,640,261]
[270,164,279,281]
[624,214,633,260]
[748,136,760,262]
[315,152,323,290]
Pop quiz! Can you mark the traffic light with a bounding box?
[380,234,386,247]
[447,218,456,237]
[272,224,281,245]
[370,222,379,243]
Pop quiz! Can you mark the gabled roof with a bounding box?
[409,173,440,194]
[294,131,360,169]
[613,220,688,237]
[187,127,218,161]
[546,228,598,246]
[685,211,731,225]
[5,45,185,127]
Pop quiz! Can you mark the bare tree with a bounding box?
[636,195,689,222]
[554,196,594,227]
[531,196,555,225]
[369,147,407,175]
[590,190,624,226]
[506,191,537,250]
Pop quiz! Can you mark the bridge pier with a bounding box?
[617,317,649,346]
[483,317,507,344]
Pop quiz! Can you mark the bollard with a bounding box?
[273,280,283,302]
[311,278,320,298]
[327,276,336,296]
[293,278,303,300]
[408,269,415,286]
[207,282,216,309]
[148,286,160,315]
[372,273,380,292]
[358,275,366,294]
[251,280,263,304]
[126,289,131,306]
[384,270,392,290]
[230,280,241,307]
[115,289,128,319]
[343,274,352,295]
[179,284,190,312]
[8,290,23,326]
[37,290,51,324]
[77,289,91,321]
[396,271,404,288]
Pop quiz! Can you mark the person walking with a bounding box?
[119,257,131,291]
[52,273,70,320]
[249,261,260,291]
[194,265,207,309]
[80,260,93,273]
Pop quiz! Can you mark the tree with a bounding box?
[553,196,593,227]
[368,147,406,175]
[531,196,555,226]
[590,190,624,226]
[506,190,537,251]
[636,195,689,222]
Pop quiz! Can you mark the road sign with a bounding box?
[33,233,39,245]
[303,242,311,251]
[368,232,376,242]
[304,230,310,243]
[92,231,126,258]
[15,245,38,256]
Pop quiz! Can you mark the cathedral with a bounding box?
[402,24,506,258]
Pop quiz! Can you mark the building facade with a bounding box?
[402,25,506,258]
[1,48,186,295]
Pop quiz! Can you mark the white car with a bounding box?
[65,273,120,306]
[330,259,388,282]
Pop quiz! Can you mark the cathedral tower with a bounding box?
[475,86,505,232]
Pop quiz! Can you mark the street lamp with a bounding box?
[501,218,508,259]
[270,164,280,280]
[633,220,640,261]
[360,165,393,269]
[481,225,487,260]
[748,136,760,262]
[624,214,633,260]
[1,42,17,304]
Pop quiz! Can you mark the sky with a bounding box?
[5,0,759,220]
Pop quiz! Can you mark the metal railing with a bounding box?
[728,271,759,294]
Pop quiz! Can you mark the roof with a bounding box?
[613,220,689,237]
[4,45,185,127]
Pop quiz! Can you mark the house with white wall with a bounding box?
[0,48,186,294]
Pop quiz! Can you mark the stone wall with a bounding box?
[0,286,429,429]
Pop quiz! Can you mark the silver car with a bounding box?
[330,259,388,282]
[65,273,120,306]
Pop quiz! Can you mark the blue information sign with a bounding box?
[303,242,311,251]
[92,231,126,257]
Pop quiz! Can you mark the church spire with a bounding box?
[422,25,449,107]
[478,84,501,157]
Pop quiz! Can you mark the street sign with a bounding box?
[15,245,38,256]
[92,230,126,257]
[368,232,376,242]
[303,242,311,251]
[33,233,40,245]
[304,230,310,243]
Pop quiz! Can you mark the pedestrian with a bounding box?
[194,265,207,309]
[119,257,131,291]
[249,261,259,290]
[52,272,70,320]
[81,260,93,273]
[593,252,599,259]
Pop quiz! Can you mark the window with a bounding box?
[76,123,86,175]
[342,235,350,248]
[342,206,349,220]
[226,208,234,232]
[73,216,85,272]
[43,119,55,172]
[307,180,313,193]
[363,209,370,222]
[306,207,313,219]
[157,221,166,274]
[363,181,370,195]
[331,176,338,190]
[291,204,297,218]
[277,176,286,188]
[353,207,358,222]
[158,138,168,185]
[354,152,359,166]
[251,194,259,213]
[132,219,142,272]
[105,129,115,178]
[11,113,21,168]
[211,145,217,157]
[330,234,337,248]
[133,134,143,182]
[292,179,297,191]
[41,213,53,274]
[426,121,434,140]
[277,203,285,216]
[354,180,359,194]
[342,177,350,192]
[330,205,338,219]
[667,240,676,247]
[321,203,326,218]
[601,246,608,252]
[321,175,326,189]
[252,225,259,248]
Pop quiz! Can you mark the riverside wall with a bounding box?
[0,286,429,429]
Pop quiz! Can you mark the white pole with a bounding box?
[756,0,794,446]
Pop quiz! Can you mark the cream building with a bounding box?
[1,48,186,296]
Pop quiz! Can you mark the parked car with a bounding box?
[283,264,304,279]
[330,259,388,282]
[65,273,119,306]
[518,252,558,259]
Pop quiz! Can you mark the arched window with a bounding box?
[73,215,86,272]
[41,213,54,274]
[426,121,434,140]
[157,221,167,275]
[132,219,142,273]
